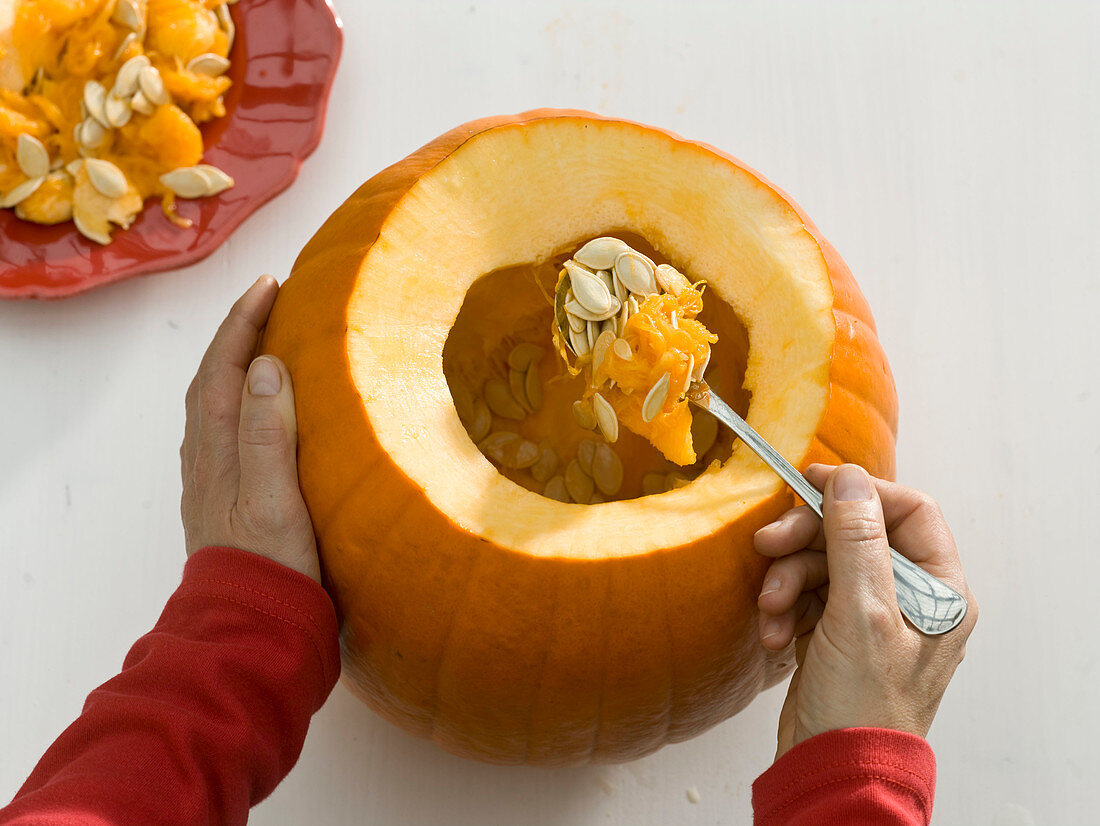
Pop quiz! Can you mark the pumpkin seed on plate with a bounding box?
[83,81,109,128]
[130,90,155,116]
[84,159,129,199]
[105,93,131,127]
[16,134,49,179]
[138,65,169,106]
[187,53,231,76]
[0,176,44,209]
[159,167,210,199]
[114,55,150,98]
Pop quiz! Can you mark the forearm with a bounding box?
[0,547,340,826]
[752,728,936,825]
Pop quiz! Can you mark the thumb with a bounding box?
[237,356,301,514]
[821,464,897,615]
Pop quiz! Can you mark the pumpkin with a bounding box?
[261,109,898,766]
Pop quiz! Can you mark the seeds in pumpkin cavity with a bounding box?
[508,342,544,371]
[130,91,155,116]
[452,385,475,424]
[484,378,526,420]
[591,443,624,496]
[83,81,109,128]
[0,176,44,208]
[467,398,491,442]
[691,411,719,459]
[655,263,691,296]
[544,475,570,502]
[589,493,606,504]
[567,324,591,357]
[592,393,618,442]
[641,472,666,496]
[112,0,143,31]
[524,362,542,411]
[564,459,595,504]
[114,55,150,98]
[613,251,658,295]
[16,134,49,179]
[572,399,597,430]
[138,66,169,106]
[530,442,558,482]
[84,159,129,199]
[187,53,232,76]
[591,329,615,375]
[612,338,632,361]
[105,93,132,127]
[642,372,671,423]
[479,431,539,469]
[666,472,690,491]
[577,439,598,475]
[574,236,629,270]
[508,368,530,412]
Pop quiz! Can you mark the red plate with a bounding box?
[0,0,343,299]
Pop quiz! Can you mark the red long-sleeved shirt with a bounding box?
[1,547,935,825]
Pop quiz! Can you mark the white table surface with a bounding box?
[2,1,1096,823]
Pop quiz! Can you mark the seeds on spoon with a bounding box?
[573,236,629,270]
[613,250,658,295]
[641,372,671,423]
[566,260,614,315]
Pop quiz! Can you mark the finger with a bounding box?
[758,549,829,615]
[755,505,825,557]
[760,591,825,650]
[236,356,301,528]
[820,464,901,623]
[808,463,967,586]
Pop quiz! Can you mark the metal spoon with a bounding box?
[553,291,967,635]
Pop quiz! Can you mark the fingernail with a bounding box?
[248,357,281,396]
[760,578,782,598]
[761,619,781,641]
[833,465,872,501]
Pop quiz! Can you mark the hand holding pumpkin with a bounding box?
[754,463,978,759]
[180,276,321,584]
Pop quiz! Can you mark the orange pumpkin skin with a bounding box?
[261,110,897,765]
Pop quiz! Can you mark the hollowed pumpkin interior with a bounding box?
[441,232,754,501]
[346,118,833,560]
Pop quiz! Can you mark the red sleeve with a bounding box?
[0,547,341,826]
[752,727,936,825]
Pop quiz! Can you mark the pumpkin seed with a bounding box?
[467,397,491,442]
[479,432,539,469]
[592,392,618,443]
[111,0,142,31]
[508,367,531,413]
[508,342,544,371]
[83,81,109,128]
[195,165,234,195]
[138,65,169,106]
[666,472,691,491]
[612,270,628,305]
[0,176,44,208]
[72,209,112,245]
[16,134,49,179]
[595,268,615,296]
[78,118,107,150]
[613,250,658,295]
[524,361,542,411]
[577,439,598,475]
[627,295,640,315]
[591,329,615,375]
[655,263,691,297]
[566,260,614,315]
[65,159,84,177]
[105,93,132,128]
[215,2,235,50]
[692,347,710,382]
[484,378,526,420]
[573,236,629,270]
[600,318,617,339]
[159,167,209,199]
[564,459,594,504]
[187,53,231,76]
[612,338,632,361]
[572,399,597,430]
[641,472,666,497]
[530,442,558,482]
[114,55,150,98]
[641,371,671,423]
[114,31,138,60]
[544,475,570,503]
[591,443,624,496]
[589,493,606,504]
[682,354,695,397]
[586,320,599,352]
[567,324,591,357]
[566,312,586,333]
[130,90,155,116]
[690,410,719,459]
[84,159,129,199]
[564,297,620,323]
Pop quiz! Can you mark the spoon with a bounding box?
[553,291,967,635]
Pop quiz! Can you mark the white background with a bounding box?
[2,1,1096,823]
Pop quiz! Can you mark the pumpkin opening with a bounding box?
[441,231,753,504]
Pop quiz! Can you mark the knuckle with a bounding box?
[239,416,288,449]
[831,512,887,543]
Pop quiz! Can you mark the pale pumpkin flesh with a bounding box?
[262,111,898,765]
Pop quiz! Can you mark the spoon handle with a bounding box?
[690,385,967,636]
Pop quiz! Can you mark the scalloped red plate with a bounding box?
[0,0,343,299]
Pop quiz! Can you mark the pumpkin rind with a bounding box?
[261,109,897,765]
